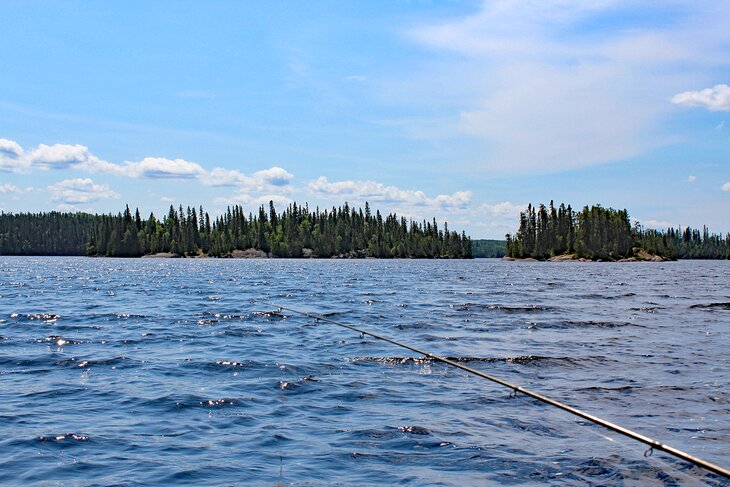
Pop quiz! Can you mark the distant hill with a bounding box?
[472,239,506,258]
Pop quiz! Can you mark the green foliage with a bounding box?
[472,239,507,258]
[0,201,473,259]
[637,225,729,260]
[506,202,729,260]
[0,211,97,255]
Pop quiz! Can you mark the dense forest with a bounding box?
[472,239,507,258]
[0,202,472,259]
[506,202,729,260]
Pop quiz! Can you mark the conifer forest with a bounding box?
[0,202,472,259]
[505,202,729,260]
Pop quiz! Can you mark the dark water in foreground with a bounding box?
[0,257,728,486]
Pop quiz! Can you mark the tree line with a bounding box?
[506,202,729,260]
[0,201,472,259]
[472,239,507,258]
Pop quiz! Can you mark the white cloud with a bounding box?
[671,84,730,111]
[0,138,295,188]
[160,196,175,202]
[47,178,119,205]
[202,166,294,191]
[722,182,730,191]
[202,167,252,187]
[28,143,94,170]
[308,176,471,209]
[402,1,730,172]
[687,175,697,182]
[124,157,206,179]
[641,219,677,229]
[0,138,29,172]
[480,201,526,218]
[0,182,21,194]
[253,166,294,186]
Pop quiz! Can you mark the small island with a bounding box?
[504,202,729,261]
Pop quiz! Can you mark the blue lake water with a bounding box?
[0,257,728,486]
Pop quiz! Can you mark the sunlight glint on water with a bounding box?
[0,257,728,485]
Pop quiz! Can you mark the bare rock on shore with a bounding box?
[231,248,269,259]
[502,256,539,262]
[331,249,368,259]
[635,250,668,262]
[302,248,314,258]
[547,254,577,262]
[141,252,180,258]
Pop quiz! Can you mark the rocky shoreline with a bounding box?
[137,248,375,259]
[502,250,671,263]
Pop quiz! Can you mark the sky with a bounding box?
[0,0,728,238]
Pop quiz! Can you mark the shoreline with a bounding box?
[502,252,672,263]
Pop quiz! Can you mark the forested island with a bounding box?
[505,202,729,261]
[0,202,472,259]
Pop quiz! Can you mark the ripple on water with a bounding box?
[526,320,639,330]
[690,302,730,311]
[0,257,728,486]
[349,355,604,367]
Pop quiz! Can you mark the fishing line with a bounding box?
[259,301,730,480]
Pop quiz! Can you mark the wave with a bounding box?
[350,355,594,367]
[453,303,555,313]
[8,313,61,322]
[690,302,730,310]
[251,310,286,319]
[55,355,133,368]
[527,320,638,330]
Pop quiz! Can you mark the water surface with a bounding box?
[0,257,728,485]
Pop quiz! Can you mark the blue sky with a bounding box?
[0,0,728,238]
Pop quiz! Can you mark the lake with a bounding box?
[0,257,728,485]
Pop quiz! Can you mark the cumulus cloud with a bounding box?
[671,84,730,111]
[202,166,294,189]
[124,157,206,179]
[202,167,251,187]
[47,178,119,205]
[0,138,29,172]
[0,139,128,175]
[28,143,94,170]
[722,182,730,191]
[308,176,471,209]
[253,166,294,186]
[0,138,296,189]
[687,175,697,182]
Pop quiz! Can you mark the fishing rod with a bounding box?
[260,301,730,480]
